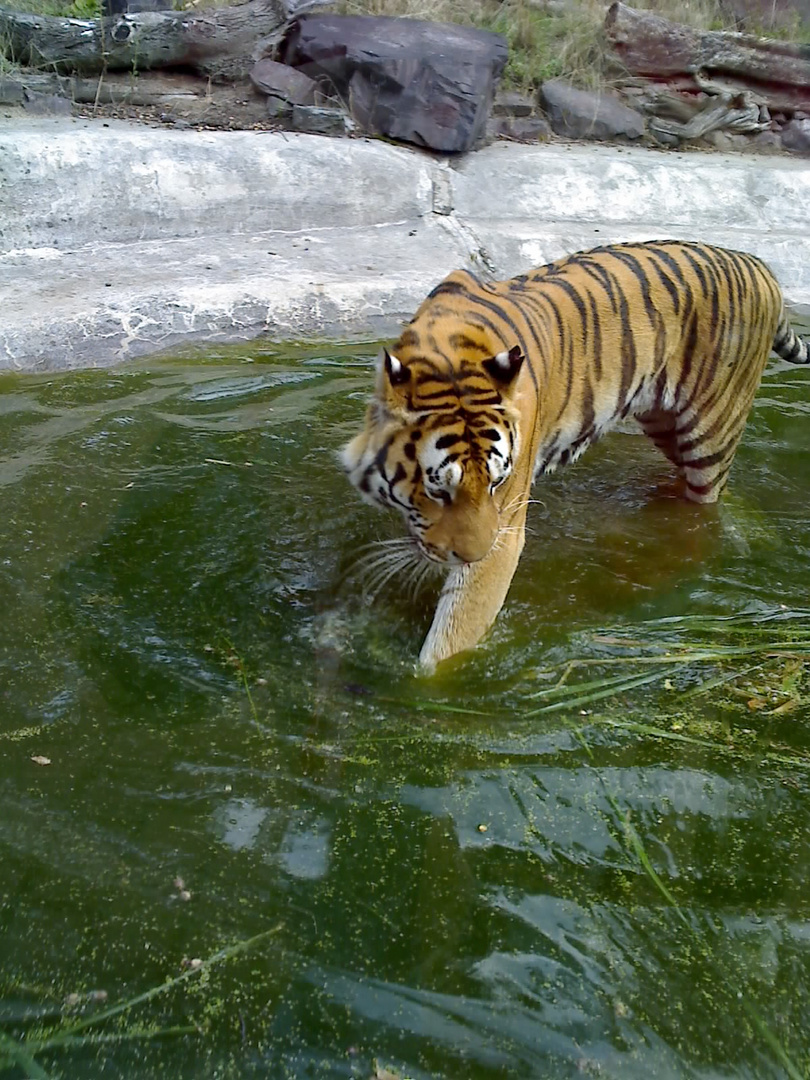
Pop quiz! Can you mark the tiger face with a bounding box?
[341,343,524,567]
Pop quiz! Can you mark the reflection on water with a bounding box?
[0,340,809,1079]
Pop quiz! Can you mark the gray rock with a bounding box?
[0,78,25,106]
[704,130,750,152]
[250,59,317,105]
[490,114,552,143]
[782,117,810,154]
[290,104,349,136]
[749,129,783,154]
[22,90,72,116]
[266,96,294,120]
[281,14,507,153]
[493,90,535,117]
[540,79,645,142]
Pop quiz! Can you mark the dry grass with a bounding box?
[335,0,610,88]
[333,0,810,90]
[2,0,99,14]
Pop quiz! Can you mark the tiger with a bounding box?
[340,240,809,671]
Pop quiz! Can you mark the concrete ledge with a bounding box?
[453,142,810,311]
[1,220,471,367]
[2,117,810,372]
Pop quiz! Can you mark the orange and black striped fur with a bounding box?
[341,240,808,669]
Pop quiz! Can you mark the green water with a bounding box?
[1,340,809,1080]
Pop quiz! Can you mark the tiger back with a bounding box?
[341,240,809,670]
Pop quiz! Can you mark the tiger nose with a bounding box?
[444,522,494,565]
[425,490,498,564]
[447,531,495,564]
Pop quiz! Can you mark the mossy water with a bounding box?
[1,340,809,1080]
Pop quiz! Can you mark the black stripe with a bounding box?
[586,290,603,381]
[681,447,729,470]
[675,305,699,410]
[579,377,596,439]
[541,277,590,339]
[606,250,658,329]
[448,333,490,354]
[397,328,419,349]
[580,261,620,315]
[645,247,684,315]
[616,282,637,411]
[682,249,709,300]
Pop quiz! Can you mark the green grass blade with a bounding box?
[527,668,672,701]
[740,1001,805,1080]
[25,1026,197,1053]
[679,662,763,699]
[0,1029,51,1080]
[49,923,283,1042]
[524,666,682,716]
[608,797,687,920]
[597,716,810,768]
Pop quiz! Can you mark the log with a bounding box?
[605,2,810,110]
[0,0,289,76]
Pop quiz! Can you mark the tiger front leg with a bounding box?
[417,510,527,674]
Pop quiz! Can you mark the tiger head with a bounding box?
[340,335,524,567]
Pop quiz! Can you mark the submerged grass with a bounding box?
[569,728,809,1079]
[0,925,282,1079]
[402,610,810,768]
[613,794,807,1080]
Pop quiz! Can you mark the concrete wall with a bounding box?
[2,117,809,372]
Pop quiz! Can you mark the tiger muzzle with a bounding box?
[422,494,498,565]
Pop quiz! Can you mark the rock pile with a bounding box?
[1,1,810,156]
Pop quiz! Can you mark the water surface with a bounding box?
[1,340,809,1079]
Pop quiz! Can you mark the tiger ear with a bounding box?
[376,348,412,411]
[382,349,411,388]
[483,345,524,392]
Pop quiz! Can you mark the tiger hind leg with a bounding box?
[636,410,682,468]
[637,409,741,505]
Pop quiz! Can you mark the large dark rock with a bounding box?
[540,79,645,141]
[493,90,535,117]
[22,88,72,115]
[280,14,507,153]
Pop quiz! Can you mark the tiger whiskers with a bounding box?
[402,553,444,600]
[349,536,445,601]
[500,495,545,516]
[350,537,423,602]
